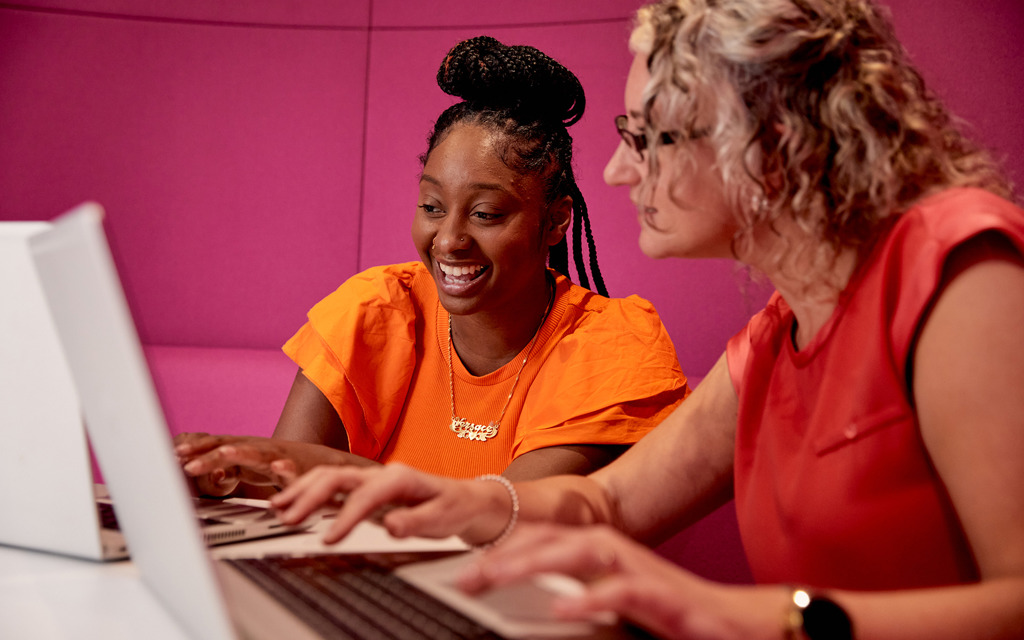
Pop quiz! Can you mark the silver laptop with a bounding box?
[0,220,123,560]
[0,205,307,562]
[28,203,640,639]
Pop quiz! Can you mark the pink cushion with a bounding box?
[144,345,296,439]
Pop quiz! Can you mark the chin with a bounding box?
[638,233,679,260]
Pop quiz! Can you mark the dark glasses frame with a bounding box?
[614,115,708,160]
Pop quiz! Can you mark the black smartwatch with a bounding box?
[785,587,854,640]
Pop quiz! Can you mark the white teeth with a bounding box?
[438,263,484,278]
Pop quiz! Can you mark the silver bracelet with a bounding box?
[473,474,519,549]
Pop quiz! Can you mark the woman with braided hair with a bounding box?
[273,2,1024,638]
[175,36,689,495]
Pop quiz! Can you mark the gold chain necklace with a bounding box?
[447,279,554,442]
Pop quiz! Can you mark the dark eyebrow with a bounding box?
[419,174,509,194]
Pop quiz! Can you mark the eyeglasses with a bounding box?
[614,115,707,160]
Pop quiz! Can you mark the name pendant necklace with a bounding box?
[447,279,554,442]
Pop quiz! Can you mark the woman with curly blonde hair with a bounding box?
[273,1,1024,637]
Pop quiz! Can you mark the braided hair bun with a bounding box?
[437,36,585,126]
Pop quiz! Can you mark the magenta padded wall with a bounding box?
[0,1,368,349]
[886,0,1024,194]
[2,0,1021,372]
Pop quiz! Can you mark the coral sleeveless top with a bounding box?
[728,188,1024,589]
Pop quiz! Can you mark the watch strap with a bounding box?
[783,587,853,640]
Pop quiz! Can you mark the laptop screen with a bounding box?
[30,203,236,640]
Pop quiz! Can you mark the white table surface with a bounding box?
[0,517,467,639]
[0,543,188,639]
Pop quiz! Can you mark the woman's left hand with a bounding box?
[457,523,783,640]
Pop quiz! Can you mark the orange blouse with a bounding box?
[284,262,688,478]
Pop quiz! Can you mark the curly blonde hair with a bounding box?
[631,0,1013,275]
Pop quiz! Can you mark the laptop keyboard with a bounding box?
[97,499,265,532]
[226,555,503,640]
[97,501,120,530]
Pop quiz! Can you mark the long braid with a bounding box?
[570,186,590,291]
[569,182,607,296]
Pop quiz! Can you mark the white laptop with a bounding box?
[0,206,307,562]
[27,202,641,639]
[0,220,119,560]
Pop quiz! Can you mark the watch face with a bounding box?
[803,596,853,640]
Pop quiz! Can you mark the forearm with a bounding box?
[665,578,1024,640]
[471,354,739,546]
[519,474,621,526]
[591,352,739,544]
[272,369,351,451]
[831,578,1024,640]
[459,473,616,545]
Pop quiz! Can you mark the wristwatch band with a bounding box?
[784,587,853,640]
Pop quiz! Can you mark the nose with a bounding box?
[432,215,471,254]
[603,142,642,187]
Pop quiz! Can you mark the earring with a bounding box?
[750,193,769,215]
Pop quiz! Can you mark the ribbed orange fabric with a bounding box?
[284,262,688,478]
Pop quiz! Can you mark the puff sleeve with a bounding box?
[282,264,421,459]
[513,293,689,456]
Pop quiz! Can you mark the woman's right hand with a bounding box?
[270,463,513,545]
[174,433,373,498]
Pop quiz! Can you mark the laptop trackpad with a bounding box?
[397,553,627,639]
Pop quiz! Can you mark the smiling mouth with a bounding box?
[638,205,659,225]
[437,262,488,284]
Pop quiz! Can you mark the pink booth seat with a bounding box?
[88,345,296,485]
[144,345,297,440]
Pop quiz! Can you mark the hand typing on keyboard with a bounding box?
[271,464,514,547]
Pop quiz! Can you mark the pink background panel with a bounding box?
[2,0,1020,365]
[0,8,367,348]
[1,0,369,26]
[370,0,638,27]
[885,0,1024,195]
